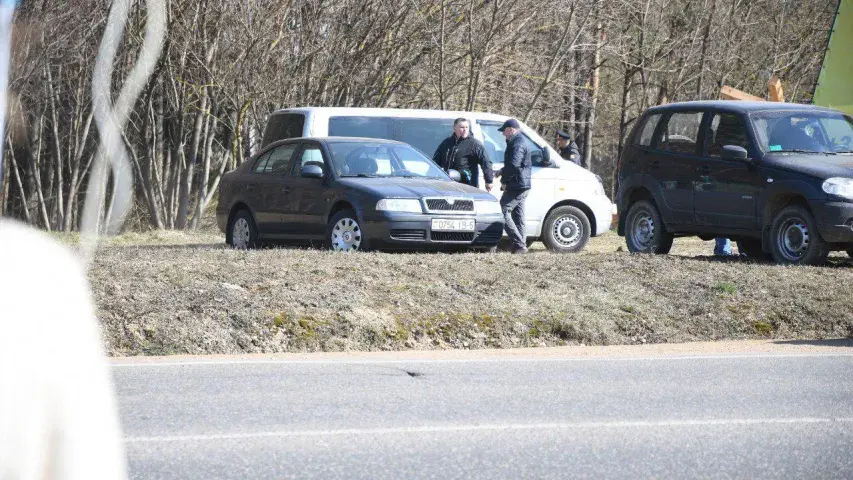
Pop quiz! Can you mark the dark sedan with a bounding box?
[216,137,504,251]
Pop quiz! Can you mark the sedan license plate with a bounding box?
[431,218,475,231]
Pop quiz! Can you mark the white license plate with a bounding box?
[431,218,476,231]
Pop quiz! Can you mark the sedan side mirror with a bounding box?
[448,169,461,181]
[302,164,324,178]
[721,145,750,162]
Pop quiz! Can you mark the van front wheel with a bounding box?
[542,206,591,253]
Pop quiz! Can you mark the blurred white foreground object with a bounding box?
[0,220,127,480]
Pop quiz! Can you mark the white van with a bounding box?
[260,107,615,252]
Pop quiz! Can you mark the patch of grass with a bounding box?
[714,282,738,294]
[754,321,774,335]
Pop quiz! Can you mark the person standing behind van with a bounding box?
[494,118,532,254]
[432,118,494,191]
[556,129,582,166]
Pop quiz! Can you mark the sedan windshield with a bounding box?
[328,142,449,179]
[751,110,853,154]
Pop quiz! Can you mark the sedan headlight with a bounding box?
[376,198,423,213]
[475,200,502,215]
[822,177,853,199]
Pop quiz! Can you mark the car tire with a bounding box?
[736,238,768,259]
[542,205,591,253]
[624,200,673,254]
[325,209,369,252]
[229,209,259,250]
[768,205,828,265]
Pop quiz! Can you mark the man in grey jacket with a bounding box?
[494,118,532,254]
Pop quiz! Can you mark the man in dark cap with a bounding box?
[556,129,581,166]
[432,118,493,191]
[493,118,532,254]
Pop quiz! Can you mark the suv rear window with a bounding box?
[657,112,703,155]
[261,113,305,147]
[635,113,662,147]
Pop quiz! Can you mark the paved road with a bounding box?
[114,351,853,479]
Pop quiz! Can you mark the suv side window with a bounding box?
[656,112,703,155]
[261,113,305,147]
[707,113,750,157]
[635,113,662,147]
[329,116,393,141]
[292,144,326,176]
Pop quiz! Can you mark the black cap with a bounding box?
[557,129,572,139]
[498,118,521,132]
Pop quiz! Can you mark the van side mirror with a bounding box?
[721,145,750,162]
[542,146,551,166]
[448,169,462,181]
[301,164,324,178]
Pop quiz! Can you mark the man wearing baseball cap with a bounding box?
[494,118,532,254]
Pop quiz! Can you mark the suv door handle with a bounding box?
[696,165,712,174]
[281,186,292,194]
[246,183,256,191]
[649,160,660,168]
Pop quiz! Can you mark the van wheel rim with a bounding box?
[232,218,250,249]
[778,218,809,260]
[631,211,655,250]
[552,215,582,247]
[332,218,362,252]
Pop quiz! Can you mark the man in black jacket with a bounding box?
[432,118,494,191]
[557,129,582,166]
[494,118,532,254]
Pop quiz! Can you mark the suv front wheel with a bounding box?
[768,205,828,265]
[625,200,673,254]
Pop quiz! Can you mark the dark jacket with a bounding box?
[560,141,581,166]
[432,135,494,188]
[500,133,532,191]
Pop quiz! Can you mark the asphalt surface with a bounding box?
[115,351,853,479]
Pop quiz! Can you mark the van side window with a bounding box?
[329,116,393,141]
[479,123,507,165]
[479,122,547,167]
[656,112,703,155]
[395,118,454,157]
[707,113,750,157]
[635,113,661,147]
[261,113,305,147]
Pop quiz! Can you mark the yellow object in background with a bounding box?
[814,0,853,116]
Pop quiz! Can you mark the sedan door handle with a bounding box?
[246,184,256,191]
[649,160,660,168]
[281,186,292,194]
[696,165,712,174]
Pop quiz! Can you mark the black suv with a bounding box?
[616,100,853,265]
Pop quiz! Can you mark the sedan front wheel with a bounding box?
[326,209,369,252]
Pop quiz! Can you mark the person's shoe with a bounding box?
[511,246,528,254]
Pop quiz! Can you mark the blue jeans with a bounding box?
[714,238,745,256]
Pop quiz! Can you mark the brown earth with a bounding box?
[70,230,853,356]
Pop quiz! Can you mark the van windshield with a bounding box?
[750,110,853,154]
[328,142,449,179]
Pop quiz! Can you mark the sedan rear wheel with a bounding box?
[229,209,258,250]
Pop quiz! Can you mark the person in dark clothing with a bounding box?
[493,118,532,254]
[556,129,581,166]
[432,118,494,191]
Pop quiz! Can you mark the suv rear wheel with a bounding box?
[768,205,828,265]
[625,200,673,254]
[542,205,591,253]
